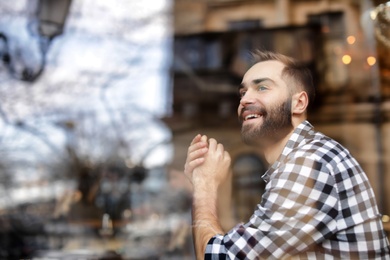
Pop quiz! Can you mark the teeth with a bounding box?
[245,114,260,121]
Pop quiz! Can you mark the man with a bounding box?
[184,50,390,259]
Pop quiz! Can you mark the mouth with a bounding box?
[240,106,265,123]
[244,113,262,121]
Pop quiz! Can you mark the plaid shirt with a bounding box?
[205,121,390,259]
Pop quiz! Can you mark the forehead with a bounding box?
[242,60,285,85]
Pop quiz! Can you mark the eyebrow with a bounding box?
[239,77,275,90]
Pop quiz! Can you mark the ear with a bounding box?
[291,91,308,115]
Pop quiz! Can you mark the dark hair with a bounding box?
[251,50,315,109]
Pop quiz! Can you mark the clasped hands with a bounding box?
[184,134,231,191]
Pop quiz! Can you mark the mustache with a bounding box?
[238,105,267,122]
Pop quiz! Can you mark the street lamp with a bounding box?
[0,0,72,82]
[37,0,72,40]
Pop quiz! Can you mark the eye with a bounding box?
[257,85,267,91]
[238,89,246,98]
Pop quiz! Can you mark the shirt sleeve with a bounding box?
[205,155,340,259]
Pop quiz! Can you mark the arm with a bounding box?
[204,156,340,259]
[184,136,231,259]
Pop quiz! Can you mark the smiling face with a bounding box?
[238,60,294,146]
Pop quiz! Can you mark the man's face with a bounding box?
[237,60,294,145]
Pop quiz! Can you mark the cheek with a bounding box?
[237,104,243,116]
[269,92,288,106]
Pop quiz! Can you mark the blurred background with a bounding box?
[0,0,389,259]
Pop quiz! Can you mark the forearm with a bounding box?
[217,169,234,231]
[186,137,231,258]
[192,187,224,259]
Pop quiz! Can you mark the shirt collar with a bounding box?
[262,120,314,183]
[281,120,314,158]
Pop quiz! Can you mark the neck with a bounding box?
[263,129,293,164]
[263,117,306,165]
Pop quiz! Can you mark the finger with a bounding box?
[189,135,208,153]
[188,146,208,160]
[217,143,225,153]
[224,151,231,163]
[215,143,227,162]
[188,157,205,169]
[188,141,208,156]
[184,156,205,176]
[208,138,217,151]
[190,134,202,145]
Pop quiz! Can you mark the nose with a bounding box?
[239,90,255,106]
[238,90,254,115]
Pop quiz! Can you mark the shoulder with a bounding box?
[292,127,350,165]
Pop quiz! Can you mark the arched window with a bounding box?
[232,153,267,222]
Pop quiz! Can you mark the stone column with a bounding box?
[275,0,290,26]
[371,0,390,98]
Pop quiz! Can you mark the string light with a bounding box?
[367,56,376,66]
[346,35,356,44]
[342,54,352,65]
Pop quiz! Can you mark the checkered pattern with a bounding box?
[205,121,390,259]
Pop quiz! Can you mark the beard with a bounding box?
[239,98,293,146]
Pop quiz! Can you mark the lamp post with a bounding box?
[37,0,72,40]
[0,0,72,82]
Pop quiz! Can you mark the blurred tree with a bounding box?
[0,0,171,196]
